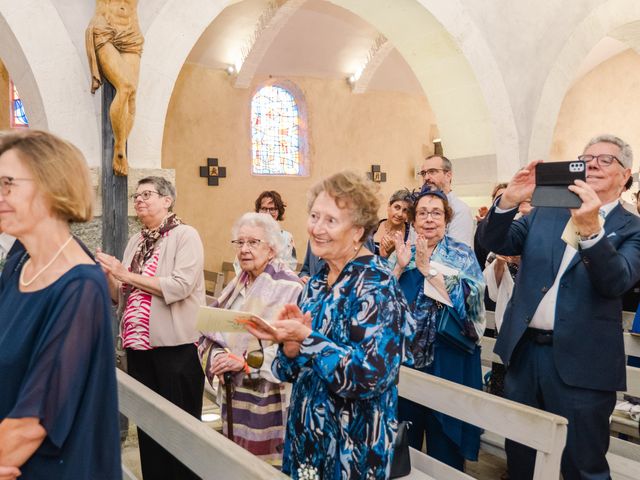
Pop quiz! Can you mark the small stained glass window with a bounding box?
[251,85,302,175]
[10,81,29,128]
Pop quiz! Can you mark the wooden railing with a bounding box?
[398,367,567,479]
[117,370,287,480]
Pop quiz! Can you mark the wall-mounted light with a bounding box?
[346,74,356,86]
[225,65,236,76]
[433,137,443,156]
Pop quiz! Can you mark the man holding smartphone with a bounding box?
[478,134,640,480]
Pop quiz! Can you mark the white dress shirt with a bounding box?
[446,191,474,248]
[527,200,618,330]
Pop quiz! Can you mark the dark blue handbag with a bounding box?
[436,306,476,354]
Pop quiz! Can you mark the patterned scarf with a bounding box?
[123,213,182,296]
[398,235,485,368]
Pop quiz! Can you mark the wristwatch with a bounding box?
[578,231,600,241]
[426,268,438,280]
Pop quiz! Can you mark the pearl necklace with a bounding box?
[20,235,74,287]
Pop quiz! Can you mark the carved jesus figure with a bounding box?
[86,0,143,176]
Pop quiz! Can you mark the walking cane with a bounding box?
[223,371,234,440]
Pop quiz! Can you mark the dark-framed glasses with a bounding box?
[418,168,448,178]
[415,208,445,220]
[246,340,264,370]
[258,207,279,214]
[231,238,263,250]
[131,190,161,202]
[0,176,33,196]
[577,154,624,168]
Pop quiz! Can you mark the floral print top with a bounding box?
[273,255,415,479]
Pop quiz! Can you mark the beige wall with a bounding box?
[162,63,435,271]
[0,59,10,130]
[550,49,640,174]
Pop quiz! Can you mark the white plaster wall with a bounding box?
[0,0,100,166]
[127,0,235,168]
[529,0,640,162]
[7,0,640,180]
[550,49,640,172]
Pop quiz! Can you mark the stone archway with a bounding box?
[132,0,519,178]
[529,0,640,162]
[0,1,100,165]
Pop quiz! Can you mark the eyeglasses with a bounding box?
[246,340,264,370]
[258,207,279,214]
[415,208,445,220]
[131,190,161,202]
[231,238,263,250]
[418,168,449,178]
[577,154,624,168]
[0,176,33,196]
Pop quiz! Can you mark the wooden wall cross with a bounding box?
[199,158,227,186]
[367,164,387,183]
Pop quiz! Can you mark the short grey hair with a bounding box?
[584,135,633,169]
[231,212,286,259]
[138,176,176,211]
[388,188,413,205]
[425,154,452,171]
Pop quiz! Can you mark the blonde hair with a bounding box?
[0,129,93,222]
[307,170,380,241]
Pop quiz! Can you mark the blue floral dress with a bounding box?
[273,255,415,480]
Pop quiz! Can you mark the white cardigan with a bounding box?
[120,224,205,347]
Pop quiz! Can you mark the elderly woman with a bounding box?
[372,188,415,257]
[0,130,119,479]
[96,176,205,480]
[198,212,302,466]
[392,186,485,471]
[247,171,415,480]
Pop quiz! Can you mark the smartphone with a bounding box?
[531,161,586,208]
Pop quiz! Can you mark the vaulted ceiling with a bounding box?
[186,0,425,95]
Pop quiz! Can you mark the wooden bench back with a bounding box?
[399,367,567,480]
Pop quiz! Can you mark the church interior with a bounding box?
[2,1,640,478]
[2,0,640,270]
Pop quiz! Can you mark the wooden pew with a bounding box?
[480,311,640,479]
[399,367,567,479]
[117,370,286,479]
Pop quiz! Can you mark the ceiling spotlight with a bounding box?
[225,65,236,75]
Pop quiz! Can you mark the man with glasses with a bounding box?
[479,135,640,480]
[419,154,474,247]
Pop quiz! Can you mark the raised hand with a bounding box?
[379,234,396,257]
[95,251,129,282]
[415,236,432,276]
[394,232,412,270]
[568,179,602,237]
[499,160,542,209]
[475,206,489,222]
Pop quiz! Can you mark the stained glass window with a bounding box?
[10,81,29,128]
[251,85,302,175]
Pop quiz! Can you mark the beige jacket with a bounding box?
[120,224,205,347]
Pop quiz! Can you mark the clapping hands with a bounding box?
[244,305,312,358]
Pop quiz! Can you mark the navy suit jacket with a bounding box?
[478,202,640,392]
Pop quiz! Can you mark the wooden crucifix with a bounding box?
[86,0,143,256]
